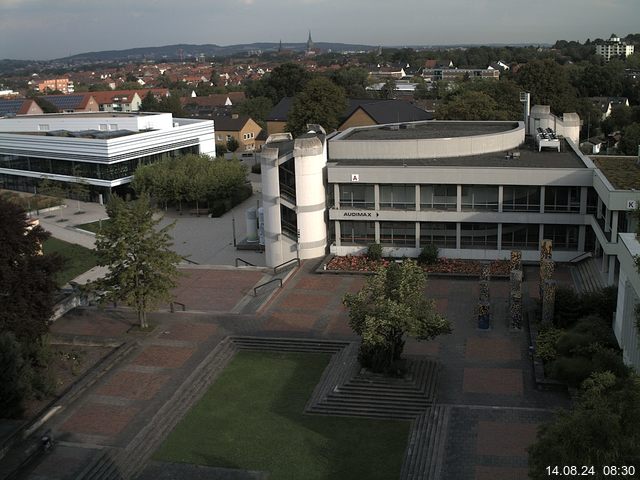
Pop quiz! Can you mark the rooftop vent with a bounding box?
[383,124,400,131]
[399,123,416,129]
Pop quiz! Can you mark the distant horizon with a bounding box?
[1,0,638,60]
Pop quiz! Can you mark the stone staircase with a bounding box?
[400,405,451,480]
[571,257,606,294]
[231,336,349,354]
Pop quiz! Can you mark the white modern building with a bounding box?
[596,35,635,61]
[0,112,215,199]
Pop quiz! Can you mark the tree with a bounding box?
[618,123,640,155]
[226,136,239,153]
[286,77,347,136]
[514,59,578,114]
[235,96,273,128]
[91,195,182,328]
[436,90,514,120]
[0,197,61,344]
[343,260,451,373]
[528,372,640,478]
[331,66,370,98]
[0,332,31,419]
[245,63,312,104]
[140,91,160,111]
[158,92,184,117]
[379,79,397,99]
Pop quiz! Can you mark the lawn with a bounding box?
[42,237,98,285]
[75,219,111,234]
[154,352,410,480]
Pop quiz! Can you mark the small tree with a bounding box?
[286,77,347,136]
[226,136,240,153]
[0,332,31,419]
[343,260,451,373]
[91,195,182,328]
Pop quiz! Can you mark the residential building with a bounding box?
[181,92,246,118]
[40,94,99,113]
[0,112,215,200]
[0,99,44,116]
[37,78,74,94]
[589,97,630,120]
[596,35,635,61]
[90,90,143,112]
[214,114,262,152]
[422,67,500,82]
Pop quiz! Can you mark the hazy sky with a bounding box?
[0,0,639,60]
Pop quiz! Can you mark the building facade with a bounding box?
[0,112,215,199]
[596,35,635,61]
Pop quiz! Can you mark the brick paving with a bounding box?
[20,260,576,480]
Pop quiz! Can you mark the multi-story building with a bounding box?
[37,78,75,94]
[595,35,635,61]
[214,114,262,152]
[258,111,640,368]
[0,112,215,200]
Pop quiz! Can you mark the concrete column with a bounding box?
[605,207,611,232]
[539,186,545,214]
[261,147,284,268]
[374,184,380,211]
[456,222,461,250]
[333,184,340,209]
[415,221,420,248]
[539,224,545,250]
[597,197,603,219]
[415,184,420,212]
[497,223,503,251]
[608,255,616,286]
[498,185,504,213]
[578,225,586,252]
[602,253,608,273]
[579,186,588,215]
[611,211,619,242]
[335,221,341,247]
[456,185,462,212]
[375,221,380,243]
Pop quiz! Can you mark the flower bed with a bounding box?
[325,255,511,276]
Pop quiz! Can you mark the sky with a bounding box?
[0,0,639,60]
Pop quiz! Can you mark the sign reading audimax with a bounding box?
[342,211,379,217]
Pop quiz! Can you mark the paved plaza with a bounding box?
[7,259,574,480]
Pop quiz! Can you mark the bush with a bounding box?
[554,286,581,328]
[549,356,594,387]
[536,326,564,362]
[367,243,383,261]
[0,332,31,418]
[251,163,261,174]
[418,244,439,265]
[553,286,618,328]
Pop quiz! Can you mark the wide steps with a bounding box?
[231,336,348,353]
[573,258,605,294]
[334,385,430,398]
[309,404,420,420]
[400,405,451,480]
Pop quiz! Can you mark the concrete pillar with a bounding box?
[539,186,545,214]
[415,185,420,212]
[415,222,420,248]
[497,223,503,251]
[602,253,608,273]
[538,224,545,250]
[597,196,603,219]
[456,222,461,249]
[335,221,341,247]
[261,146,284,268]
[375,221,380,243]
[333,184,340,209]
[579,186,588,215]
[608,255,616,286]
[611,211,619,242]
[498,185,504,213]
[374,184,380,211]
[456,184,462,212]
[605,207,611,233]
[578,225,586,252]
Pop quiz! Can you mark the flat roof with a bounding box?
[329,141,586,169]
[341,121,519,141]
[591,156,640,190]
[1,112,159,119]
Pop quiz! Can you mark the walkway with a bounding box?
[11,261,572,480]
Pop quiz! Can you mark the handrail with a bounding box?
[568,251,593,263]
[254,278,282,296]
[182,256,199,265]
[235,257,256,267]
[170,301,186,313]
[273,257,300,275]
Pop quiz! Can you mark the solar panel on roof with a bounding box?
[0,100,25,115]
[42,95,84,109]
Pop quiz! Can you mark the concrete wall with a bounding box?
[614,233,640,370]
[0,112,175,132]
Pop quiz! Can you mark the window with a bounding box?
[99,124,108,131]
[502,224,540,250]
[461,185,498,211]
[280,205,297,240]
[340,221,375,245]
[278,159,296,203]
[339,184,374,209]
[586,187,598,215]
[420,222,456,248]
[503,186,540,212]
[460,223,498,249]
[380,184,415,209]
[380,222,415,247]
[38,124,49,132]
[544,186,580,212]
[544,224,578,250]
[420,184,456,210]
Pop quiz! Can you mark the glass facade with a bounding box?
[278,159,296,203]
[460,223,498,249]
[461,185,498,211]
[420,184,456,210]
[380,184,415,210]
[280,205,297,239]
[544,224,579,250]
[544,186,580,212]
[339,184,374,209]
[0,146,198,182]
[502,223,540,250]
[380,222,415,247]
[340,221,375,245]
[503,186,540,212]
[420,222,457,248]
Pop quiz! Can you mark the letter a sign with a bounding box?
[351,174,360,182]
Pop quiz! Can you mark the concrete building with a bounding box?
[596,35,635,61]
[37,78,74,94]
[0,112,215,199]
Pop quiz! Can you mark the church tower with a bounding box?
[306,30,315,55]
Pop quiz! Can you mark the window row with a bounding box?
[339,221,579,250]
[336,184,586,213]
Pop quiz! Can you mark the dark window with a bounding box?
[503,186,541,212]
[460,223,498,249]
[340,221,375,245]
[461,185,498,211]
[280,205,297,240]
[380,222,416,247]
[544,224,579,250]
[502,224,540,250]
[544,186,580,212]
[420,184,456,210]
[420,222,456,248]
[380,184,415,210]
[339,184,374,209]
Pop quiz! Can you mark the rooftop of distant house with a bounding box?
[591,156,640,190]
